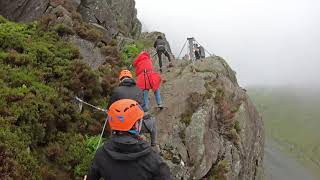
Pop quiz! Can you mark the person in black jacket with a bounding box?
[108,70,158,147]
[154,36,173,72]
[194,44,201,60]
[107,70,144,109]
[87,99,171,180]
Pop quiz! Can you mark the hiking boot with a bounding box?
[168,62,174,68]
[159,68,163,73]
[157,104,164,110]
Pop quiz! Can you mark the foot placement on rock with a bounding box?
[157,104,164,110]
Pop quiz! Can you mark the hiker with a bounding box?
[87,99,171,180]
[199,45,205,58]
[194,44,201,60]
[107,70,143,109]
[154,35,173,72]
[108,69,158,147]
[133,51,163,112]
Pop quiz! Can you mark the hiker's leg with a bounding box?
[150,117,157,146]
[154,89,162,106]
[164,50,171,62]
[142,116,157,146]
[143,90,149,112]
[157,51,163,68]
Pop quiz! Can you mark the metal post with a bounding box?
[187,37,195,60]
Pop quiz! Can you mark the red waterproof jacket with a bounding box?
[133,51,161,92]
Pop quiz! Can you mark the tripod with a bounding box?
[177,37,215,60]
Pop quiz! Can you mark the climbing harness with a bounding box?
[143,69,154,91]
[74,97,108,150]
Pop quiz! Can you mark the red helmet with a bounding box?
[119,70,133,80]
[108,99,144,131]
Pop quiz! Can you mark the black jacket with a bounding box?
[108,78,143,108]
[154,39,166,51]
[87,135,171,180]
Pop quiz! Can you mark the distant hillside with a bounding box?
[248,87,320,178]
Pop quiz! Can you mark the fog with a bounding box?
[135,0,320,87]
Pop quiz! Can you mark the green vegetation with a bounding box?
[249,87,320,178]
[234,120,241,133]
[0,17,117,179]
[212,84,242,145]
[121,43,141,67]
[120,38,154,67]
[54,23,75,36]
[135,37,154,48]
[207,159,230,180]
[74,136,105,177]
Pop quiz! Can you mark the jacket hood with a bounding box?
[103,135,151,161]
[119,78,136,87]
[133,51,150,67]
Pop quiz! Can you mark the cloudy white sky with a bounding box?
[135,0,320,87]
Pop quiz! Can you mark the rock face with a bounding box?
[78,0,141,38]
[0,0,49,22]
[0,0,142,69]
[0,0,141,39]
[0,0,143,69]
[140,31,173,54]
[68,36,106,69]
[151,57,264,180]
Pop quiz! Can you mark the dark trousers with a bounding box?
[141,115,157,146]
[157,50,171,69]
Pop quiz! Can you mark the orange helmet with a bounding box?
[108,99,144,131]
[119,70,133,80]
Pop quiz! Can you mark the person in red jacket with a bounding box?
[133,51,163,111]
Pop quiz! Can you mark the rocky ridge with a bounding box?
[0,0,264,179]
[151,58,264,179]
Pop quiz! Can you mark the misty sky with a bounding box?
[135,0,320,87]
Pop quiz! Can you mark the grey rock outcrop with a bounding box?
[0,0,142,39]
[106,0,141,38]
[0,0,49,22]
[151,57,264,180]
[68,36,105,69]
[79,0,141,38]
[78,0,117,36]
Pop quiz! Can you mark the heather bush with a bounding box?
[0,17,115,179]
